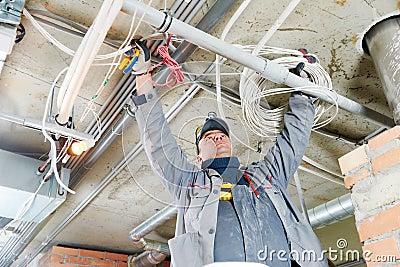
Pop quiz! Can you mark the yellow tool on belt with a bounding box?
[219,183,233,201]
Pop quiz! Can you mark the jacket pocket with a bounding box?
[168,232,200,267]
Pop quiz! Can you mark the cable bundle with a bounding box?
[238,45,338,138]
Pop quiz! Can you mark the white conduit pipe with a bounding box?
[56,0,124,125]
[121,0,394,128]
[215,0,252,119]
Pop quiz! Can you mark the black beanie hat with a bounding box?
[195,115,230,154]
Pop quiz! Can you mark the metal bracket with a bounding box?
[0,0,25,25]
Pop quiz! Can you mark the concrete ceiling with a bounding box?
[0,0,398,266]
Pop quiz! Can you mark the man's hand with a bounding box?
[132,39,153,96]
[197,138,217,161]
[131,39,151,75]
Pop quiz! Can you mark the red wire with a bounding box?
[148,34,184,87]
[244,173,259,198]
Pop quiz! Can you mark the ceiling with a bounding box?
[0,0,398,266]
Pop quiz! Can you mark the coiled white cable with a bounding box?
[238,45,338,138]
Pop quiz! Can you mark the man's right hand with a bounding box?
[131,39,151,75]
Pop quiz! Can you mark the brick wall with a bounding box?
[338,126,400,266]
[37,245,128,267]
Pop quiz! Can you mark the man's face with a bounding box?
[196,130,233,163]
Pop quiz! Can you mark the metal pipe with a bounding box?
[183,0,206,24]
[69,112,133,187]
[0,221,35,266]
[121,0,394,128]
[130,205,177,241]
[94,80,137,138]
[0,112,94,141]
[363,15,400,124]
[132,237,170,254]
[179,0,198,23]
[128,251,166,267]
[308,193,354,229]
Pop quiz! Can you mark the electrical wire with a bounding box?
[78,0,152,138]
[43,67,76,195]
[298,165,344,185]
[238,45,338,138]
[148,34,184,87]
[23,9,131,61]
[214,0,258,152]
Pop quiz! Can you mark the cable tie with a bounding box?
[156,12,169,31]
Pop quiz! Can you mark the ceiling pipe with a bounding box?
[129,205,177,253]
[128,251,166,267]
[69,0,238,186]
[361,12,400,125]
[121,0,395,128]
[0,112,94,141]
[308,193,354,229]
[56,0,124,125]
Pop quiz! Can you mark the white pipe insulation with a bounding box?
[56,0,124,125]
[121,0,394,128]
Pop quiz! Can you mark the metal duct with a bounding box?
[308,193,354,229]
[129,205,177,254]
[362,14,400,124]
[130,205,177,241]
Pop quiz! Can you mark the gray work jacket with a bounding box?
[134,90,327,267]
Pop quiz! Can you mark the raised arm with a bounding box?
[132,41,200,200]
[262,93,315,189]
[134,74,200,200]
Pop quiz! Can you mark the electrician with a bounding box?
[130,40,328,267]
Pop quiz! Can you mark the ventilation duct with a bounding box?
[0,149,69,223]
[359,10,400,124]
[308,193,354,229]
